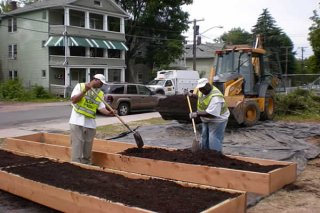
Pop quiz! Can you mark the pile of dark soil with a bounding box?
[121,148,285,173]
[156,95,201,123]
[0,149,240,213]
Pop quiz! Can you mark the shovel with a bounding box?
[186,95,200,152]
[91,89,144,149]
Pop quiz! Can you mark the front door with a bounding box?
[70,68,86,88]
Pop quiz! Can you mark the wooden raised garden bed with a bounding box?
[0,149,246,213]
[3,133,297,195]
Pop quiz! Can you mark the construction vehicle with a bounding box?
[156,38,280,126]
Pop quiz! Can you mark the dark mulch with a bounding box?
[0,150,48,168]
[121,148,285,173]
[0,149,241,213]
[156,95,201,123]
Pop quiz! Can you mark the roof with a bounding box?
[2,0,76,16]
[184,43,224,59]
[1,0,128,17]
[223,45,266,54]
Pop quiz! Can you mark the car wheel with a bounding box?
[118,102,130,116]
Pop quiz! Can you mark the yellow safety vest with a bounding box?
[197,86,228,115]
[73,83,104,118]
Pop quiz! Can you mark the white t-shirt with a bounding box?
[69,83,105,129]
[200,96,230,123]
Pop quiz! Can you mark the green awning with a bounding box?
[44,36,128,50]
[69,37,91,47]
[44,36,64,47]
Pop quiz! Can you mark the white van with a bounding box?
[146,70,200,95]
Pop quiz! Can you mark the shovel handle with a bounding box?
[186,96,197,137]
[90,89,134,132]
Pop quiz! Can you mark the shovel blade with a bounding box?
[191,139,200,152]
[133,131,144,149]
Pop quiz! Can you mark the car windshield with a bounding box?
[148,80,165,86]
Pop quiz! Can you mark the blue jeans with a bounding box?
[200,120,228,152]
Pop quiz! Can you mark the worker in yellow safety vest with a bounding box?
[69,74,116,164]
[185,78,230,153]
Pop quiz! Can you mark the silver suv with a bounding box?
[101,83,160,116]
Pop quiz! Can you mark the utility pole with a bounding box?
[192,18,204,71]
[300,47,307,73]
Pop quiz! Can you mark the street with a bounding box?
[0,102,71,129]
[0,101,161,138]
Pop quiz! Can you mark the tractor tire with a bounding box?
[118,102,130,116]
[261,96,275,120]
[243,101,260,126]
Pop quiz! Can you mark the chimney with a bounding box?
[9,1,18,11]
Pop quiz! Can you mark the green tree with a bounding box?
[303,55,320,74]
[18,0,37,5]
[252,9,296,75]
[0,0,11,13]
[115,0,192,82]
[309,3,320,66]
[220,27,252,45]
[0,0,37,13]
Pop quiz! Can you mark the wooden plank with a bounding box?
[3,138,70,161]
[3,137,296,195]
[21,133,137,154]
[269,163,297,192]
[0,149,246,213]
[14,133,43,142]
[206,194,246,213]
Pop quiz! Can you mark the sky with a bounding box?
[183,0,319,59]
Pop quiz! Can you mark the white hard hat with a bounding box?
[196,78,209,88]
[93,74,106,84]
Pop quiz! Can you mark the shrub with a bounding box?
[0,79,26,100]
[275,88,320,116]
[31,85,51,99]
[0,80,54,101]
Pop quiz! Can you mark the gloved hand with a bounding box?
[183,90,192,96]
[189,112,198,119]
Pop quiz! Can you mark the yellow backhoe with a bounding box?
[156,38,280,126]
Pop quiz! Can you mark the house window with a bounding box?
[94,0,101,6]
[8,18,17,32]
[69,10,85,27]
[90,48,104,57]
[108,49,121,58]
[42,70,46,78]
[89,13,103,30]
[9,70,18,80]
[108,16,120,32]
[108,69,121,82]
[8,44,17,59]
